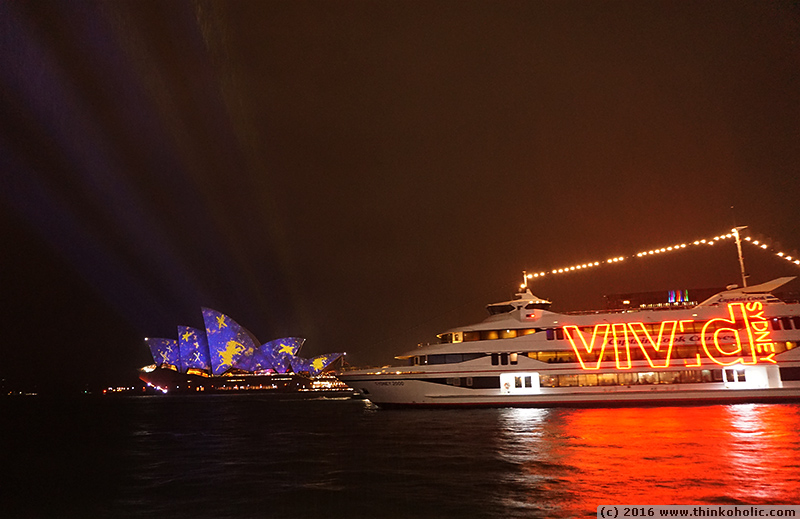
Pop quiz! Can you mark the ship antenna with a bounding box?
[521,271,532,290]
[732,226,748,287]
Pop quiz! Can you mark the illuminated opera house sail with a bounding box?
[139,308,346,393]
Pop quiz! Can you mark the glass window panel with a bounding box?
[598,373,618,386]
[559,374,579,387]
[638,372,658,384]
[659,371,681,384]
[481,330,499,340]
[463,331,480,342]
[500,329,518,339]
[540,375,558,387]
[538,351,556,364]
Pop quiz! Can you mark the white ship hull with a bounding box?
[338,277,800,408]
[340,372,800,408]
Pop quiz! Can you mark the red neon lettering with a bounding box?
[612,323,632,369]
[627,321,679,368]
[701,303,761,366]
[563,324,609,370]
[562,303,776,371]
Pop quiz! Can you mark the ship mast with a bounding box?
[732,226,748,288]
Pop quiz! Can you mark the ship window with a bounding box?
[545,329,555,340]
[559,351,576,363]
[428,354,446,365]
[772,318,782,331]
[538,351,556,363]
[659,371,681,384]
[598,373,618,386]
[439,333,452,344]
[525,302,551,310]
[675,345,698,360]
[481,330,500,340]
[466,377,474,387]
[618,373,637,385]
[462,353,485,362]
[487,304,515,315]
[793,317,800,329]
[781,317,793,330]
[463,331,480,342]
[779,367,800,381]
[559,374,579,387]
[519,328,538,336]
[515,376,523,388]
[637,372,658,385]
[556,329,564,340]
[629,349,645,361]
[470,376,500,388]
[491,353,499,365]
[500,353,509,365]
[445,354,463,364]
[711,369,724,382]
[578,374,598,386]
[540,375,558,387]
[525,376,533,388]
[680,371,702,383]
[510,353,518,365]
[500,329,517,339]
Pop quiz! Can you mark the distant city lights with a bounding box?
[520,228,799,288]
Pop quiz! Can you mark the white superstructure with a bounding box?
[338,278,800,408]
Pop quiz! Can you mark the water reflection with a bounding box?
[497,404,800,518]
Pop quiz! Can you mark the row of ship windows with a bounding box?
[541,369,723,387]
[437,367,800,389]
[411,352,521,365]
[438,316,800,344]
[773,316,800,330]
[410,341,798,366]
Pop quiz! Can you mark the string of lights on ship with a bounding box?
[426,228,800,360]
[520,227,799,284]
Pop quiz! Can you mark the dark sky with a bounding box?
[1,0,799,393]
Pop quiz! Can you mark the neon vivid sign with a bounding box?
[563,302,777,370]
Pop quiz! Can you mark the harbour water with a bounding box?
[2,395,799,518]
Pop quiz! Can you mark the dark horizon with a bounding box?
[1,1,799,394]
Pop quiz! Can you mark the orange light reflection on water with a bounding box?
[498,404,800,518]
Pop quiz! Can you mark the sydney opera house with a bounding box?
[139,307,348,394]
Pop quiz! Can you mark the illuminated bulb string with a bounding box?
[522,229,800,288]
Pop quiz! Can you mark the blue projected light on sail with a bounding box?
[177,326,210,372]
[290,353,342,376]
[263,337,305,373]
[202,308,259,375]
[250,345,278,372]
[147,338,179,367]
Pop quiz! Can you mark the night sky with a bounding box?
[1,1,799,393]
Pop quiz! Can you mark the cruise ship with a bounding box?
[337,277,800,408]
